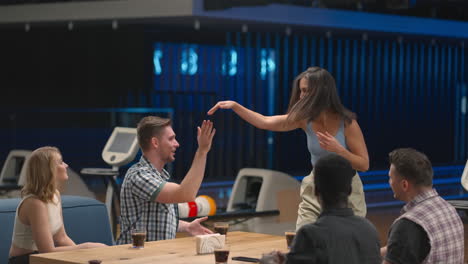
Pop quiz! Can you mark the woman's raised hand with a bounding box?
[207,101,238,115]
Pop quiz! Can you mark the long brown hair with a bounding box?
[287,67,355,124]
[21,146,60,203]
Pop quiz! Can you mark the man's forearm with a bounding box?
[178,150,208,201]
[178,220,189,232]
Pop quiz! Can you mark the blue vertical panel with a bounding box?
[319,37,325,68]
[178,45,186,111]
[398,40,404,120]
[447,45,453,135]
[461,45,466,161]
[374,41,381,121]
[411,42,420,124]
[383,41,389,121]
[235,32,242,102]
[405,43,411,125]
[153,42,163,107]
[349,39,359,111]
[434,43,439,120]
[359,38,366,116]
[367,40,374,122]
[419,43,425,121]
[194,45,200,109]
[441,44,447,121]
[454,46,460,161]
[246,32,252,108]
[275,33,280,111]
[328,37,333,73]
[336,39,342,94]
[427,43,433,124]
[170,44,178,110]
[343,39,350,108]
[426,42,434,115]
[293,35,299,77]
[462,82,467,161]
[255,32,262,113]
[283,35,290,107]
[197,45,204,114]
[390,41,397,121]
[310,37,316,67]
[228,34,236,100]
[162,44,171,107]
[302,35,308,71]
[190,45,197,112]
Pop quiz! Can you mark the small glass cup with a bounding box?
[131,228,147,249]
[285,231,296,249]
[214,246,230,264]
[214,222,229,236]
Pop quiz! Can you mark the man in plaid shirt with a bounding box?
[117,116,215,244]
[381,148,464,264]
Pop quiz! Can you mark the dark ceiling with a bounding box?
[1,0,467,23]
[203,0,468,23]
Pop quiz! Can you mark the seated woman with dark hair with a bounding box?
[8,146,107,264]
[260,154,381,264]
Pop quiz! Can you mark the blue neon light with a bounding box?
[180,46,198,75]
[260,49,276,80]
[222,49,238,76]
[153,49,163,75]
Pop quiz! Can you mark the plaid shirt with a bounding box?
[394,189,464,264]
[116,156,179,244]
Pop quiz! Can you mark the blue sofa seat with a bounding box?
[0,195,113,262]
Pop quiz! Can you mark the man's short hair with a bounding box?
[388,148,433,187]
[137,116,171,151]
[314,154,356,206]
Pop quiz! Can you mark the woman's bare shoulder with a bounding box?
[21,196,47,210]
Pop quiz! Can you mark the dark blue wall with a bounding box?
[0,26,467,183]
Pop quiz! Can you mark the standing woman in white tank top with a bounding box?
[208,67,369,229]
[8,146,107,264]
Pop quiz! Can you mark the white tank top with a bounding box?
[11,193,63,251]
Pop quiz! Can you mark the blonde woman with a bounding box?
[8,147,107,264]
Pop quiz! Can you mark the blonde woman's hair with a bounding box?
[21,146,60,203]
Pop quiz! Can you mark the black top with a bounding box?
[385,218,430,264]
[286,208,381,264]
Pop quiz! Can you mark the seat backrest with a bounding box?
[61,196,114,245]
[0,195,113,262]
[0,198,21,263]
[461,160,468,191]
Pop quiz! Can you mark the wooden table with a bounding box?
[30,231,288,264]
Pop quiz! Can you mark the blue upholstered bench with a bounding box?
[0,195,113,262]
